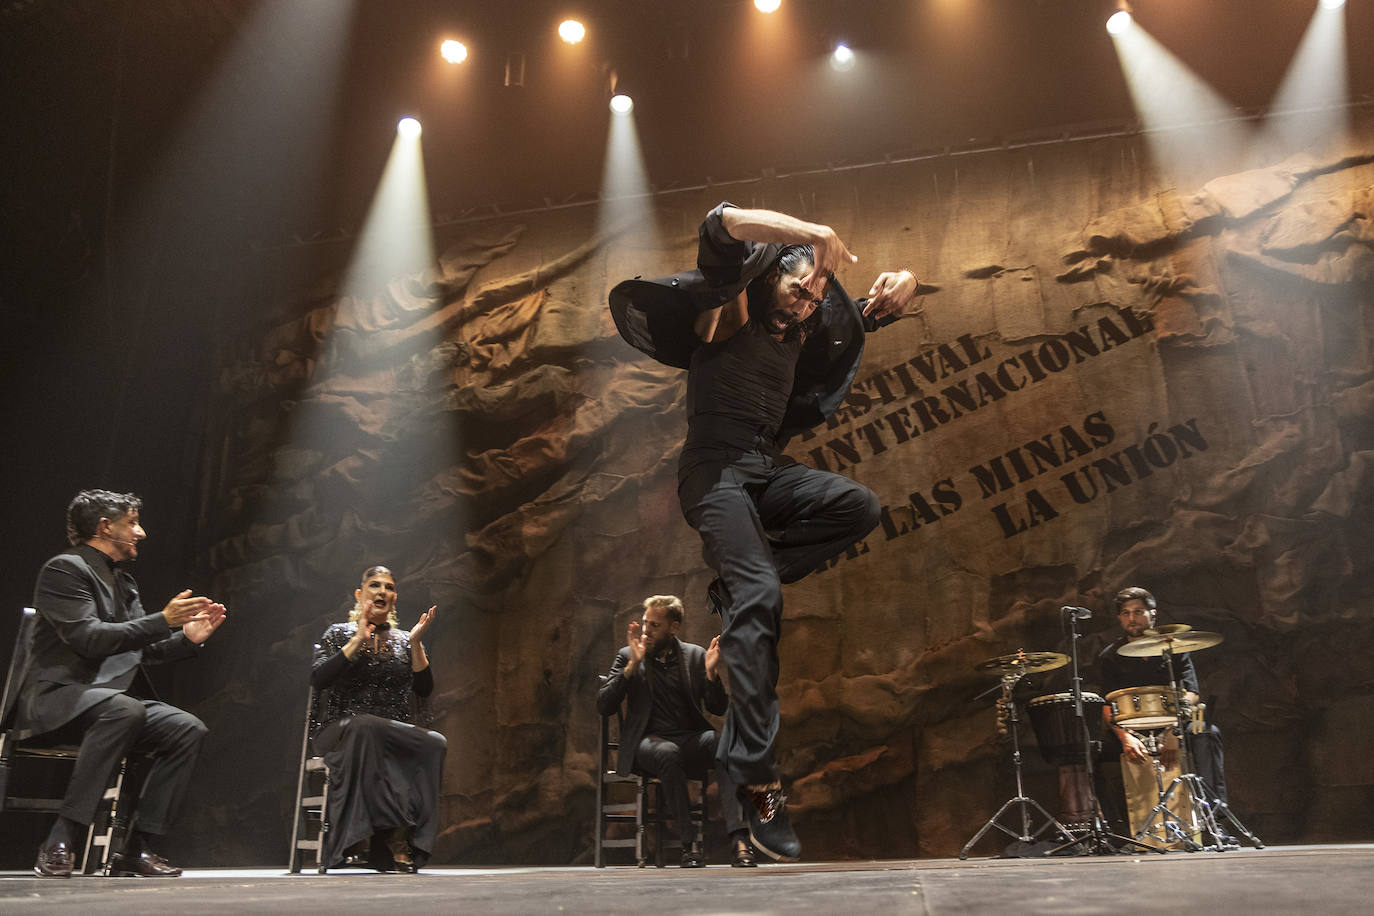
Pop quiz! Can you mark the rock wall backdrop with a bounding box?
[182,113,1374,865]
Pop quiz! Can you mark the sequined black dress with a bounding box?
[311,622,446,870]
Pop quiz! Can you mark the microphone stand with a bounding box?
[1048,608,1160,857]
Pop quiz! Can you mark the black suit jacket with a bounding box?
[596,638,727,777]
[16,544,196,739]
[607,201,895,446]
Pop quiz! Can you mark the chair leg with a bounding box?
[635,779,647,868]
[105,763,136,876]
[79,820,98,875]
[288,780,306,874]
[84,756,130,876]
[593,765,606,868]
[654,782,666,868]
[695,776,709,854]
[316,765,329,875]
[593,793,604,869]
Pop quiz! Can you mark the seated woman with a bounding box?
[311,565,445,873]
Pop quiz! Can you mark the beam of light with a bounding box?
[259,118,448,650]
[1319,0,1344,10]
[90,0,355,482]
[1256,0,1349,161]
[1106,10,1132,35]
[595,96,660,252]
[398,116,422,138]
[609,93,633,114]
[1109,21,1250,189]
[121,0,354,253]
[440,39,468,63]
[340,125,436,302]
[830,42,856,72]
[755,0,781,12]
[558,19,586,44]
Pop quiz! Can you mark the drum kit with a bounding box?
[959,616,1262,859]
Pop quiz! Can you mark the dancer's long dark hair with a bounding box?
[745,244,824,342]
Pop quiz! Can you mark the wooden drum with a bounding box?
[1106,684,1179,729]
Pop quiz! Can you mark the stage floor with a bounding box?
[0,844,1369,914]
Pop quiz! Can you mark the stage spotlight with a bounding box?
[440,39,468,64]
[1107,1,1132,35]
[754,0,781,12]
[1319,0,1345,9]
[610,93,633,114]
[397,117,422,138]
[830,42,855,72]
[558,19,586,43]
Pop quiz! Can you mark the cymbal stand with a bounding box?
[1134,646,1263,850]
[959,669,1073,859]
[1047,609,1161,857]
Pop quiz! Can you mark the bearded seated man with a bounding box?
[597,594,752,867]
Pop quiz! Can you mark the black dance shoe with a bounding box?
[732,837,758,868]
[739,784,801,862]
[680,845,705,868]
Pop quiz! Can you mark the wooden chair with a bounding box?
[0,608,130,874]
[593,679,708,867]
[287,678,330,874]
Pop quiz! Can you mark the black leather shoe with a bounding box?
[739,785,801,862]
[110,850,183,877]
[732,838,758,868]
[707,578,730,616]
[34,842,74,878]
[680,846,705,868]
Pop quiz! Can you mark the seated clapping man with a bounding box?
[597,594,752,867]
[20,489,227,878]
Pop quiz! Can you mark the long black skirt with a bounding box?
[314,714,447,870]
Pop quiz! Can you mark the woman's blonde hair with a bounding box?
[349,565,400,626]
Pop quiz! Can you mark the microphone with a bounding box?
[1062,606,1093,619]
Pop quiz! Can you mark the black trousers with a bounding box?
[679,446,880,787]
[41,693,206,834]
[1186,724,1227,803]
[636,729,745,844]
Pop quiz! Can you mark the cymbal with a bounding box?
[1118,631,1224,658]
[1143,623,1192,637]
[975,651,1069,675]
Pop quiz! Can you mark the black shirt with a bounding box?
[684,318,803,452]
[645,642,701,739]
